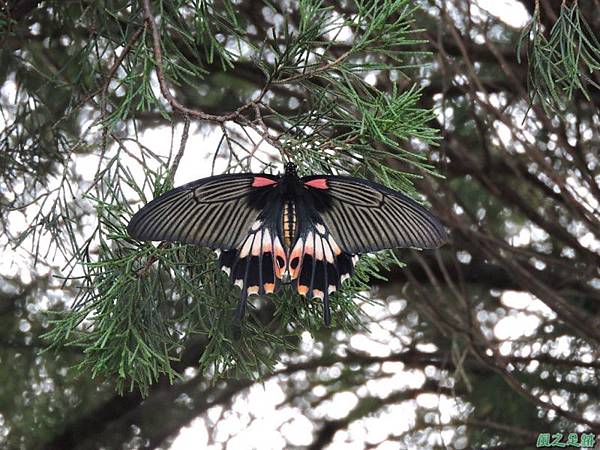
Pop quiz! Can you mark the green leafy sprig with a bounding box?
[517,0,600,114]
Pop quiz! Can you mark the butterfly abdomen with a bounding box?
[282,201,297,249]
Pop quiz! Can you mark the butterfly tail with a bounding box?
[323,290,331,326]
[235,288,248,321]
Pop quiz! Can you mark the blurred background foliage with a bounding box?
[1,0,599,449]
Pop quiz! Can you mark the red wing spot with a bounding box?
[252,177,278,188]
[305,178,328,189]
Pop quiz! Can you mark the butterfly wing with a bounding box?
[283,175,446,324]
[127,173,279,249]
[128,173,287,319]
[288,226,358,325]
[301,175,447,253]
[284,193,359,325]
[218,215,288,319]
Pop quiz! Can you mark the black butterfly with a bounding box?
[127,162,447,325]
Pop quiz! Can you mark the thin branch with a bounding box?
[166,114,190,187]
[140,0,255,123]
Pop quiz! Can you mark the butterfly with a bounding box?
[127,162,447,325]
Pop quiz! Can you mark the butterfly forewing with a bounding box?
[301,175,447,254]
[127,174,278,249]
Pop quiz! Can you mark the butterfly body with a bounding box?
[128,163,447,325]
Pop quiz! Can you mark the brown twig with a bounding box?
[140,0,254,123]
[166,114,190,188]
[139,0,291,163]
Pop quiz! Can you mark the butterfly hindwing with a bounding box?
[287,220,358,325]
[218,219,288,319]
[301,175,447,253]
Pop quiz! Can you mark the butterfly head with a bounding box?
[284,162,297,177]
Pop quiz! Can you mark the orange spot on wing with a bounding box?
[323,242,334,263]
[264,283,275,293]
[305,178,328,189]
[262,230,273,252]
[304,232,315,255]
[298,285,309,296]
[314,236,324,260]
[252,177,277,187]
[239,237,252,258]
[251,231,263,255]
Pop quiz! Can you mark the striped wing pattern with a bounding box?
[127,174,275,249]
[218,219,287,319]
[287,221,358,325]
[303,176,447,254]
